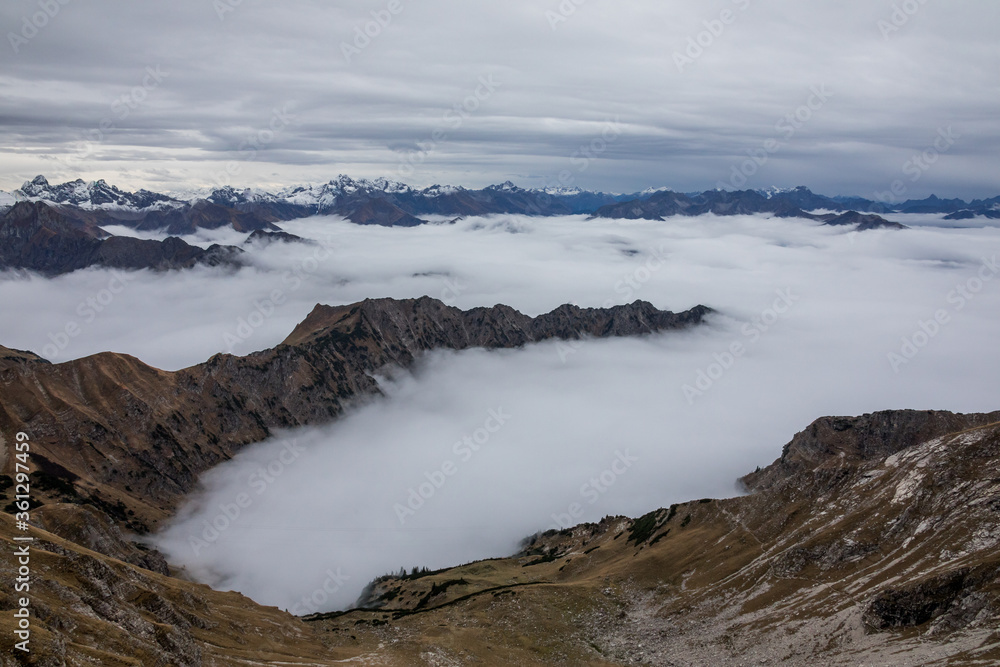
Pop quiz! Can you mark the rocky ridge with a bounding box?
[592,189,907,229]
[0,297,712,531]
[8,177,994,237]
[0,201,244,275]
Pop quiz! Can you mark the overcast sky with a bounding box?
[1,0,997,197]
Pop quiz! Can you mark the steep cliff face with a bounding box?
[742,409,1000,491]
[0,297,712,530]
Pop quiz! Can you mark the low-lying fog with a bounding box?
[2,213,998,612]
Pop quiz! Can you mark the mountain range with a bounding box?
[590,188,917,227]
[7,176,996,276]
[4,176,998,231]
[3,177,1000,664]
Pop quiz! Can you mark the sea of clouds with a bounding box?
[2,212,998,612]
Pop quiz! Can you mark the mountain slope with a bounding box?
[0,297,712,531]
[308,410,1000,665]
[0,511,354,666]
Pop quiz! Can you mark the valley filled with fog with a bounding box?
[2,213,998,611]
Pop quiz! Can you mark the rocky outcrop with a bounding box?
[32,504,169,575]
[818,210,906,230]
[244,229,307,245]
[862,564,999,634]
[742,409,1000,491]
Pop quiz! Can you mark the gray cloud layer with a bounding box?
[2,0,998,197]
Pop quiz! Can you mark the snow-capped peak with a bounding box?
[421,184,464,197]
[755,186,798,199]
[638,186,673,196]
[539,186,584,196]
[321,174,413,196]
[15,175,183,212]
[487,181,521,192]
[207,185,283,206]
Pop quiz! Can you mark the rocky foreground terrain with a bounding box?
[1,408,998,665]
[305,410,1000,666]
[0,299,997,665]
